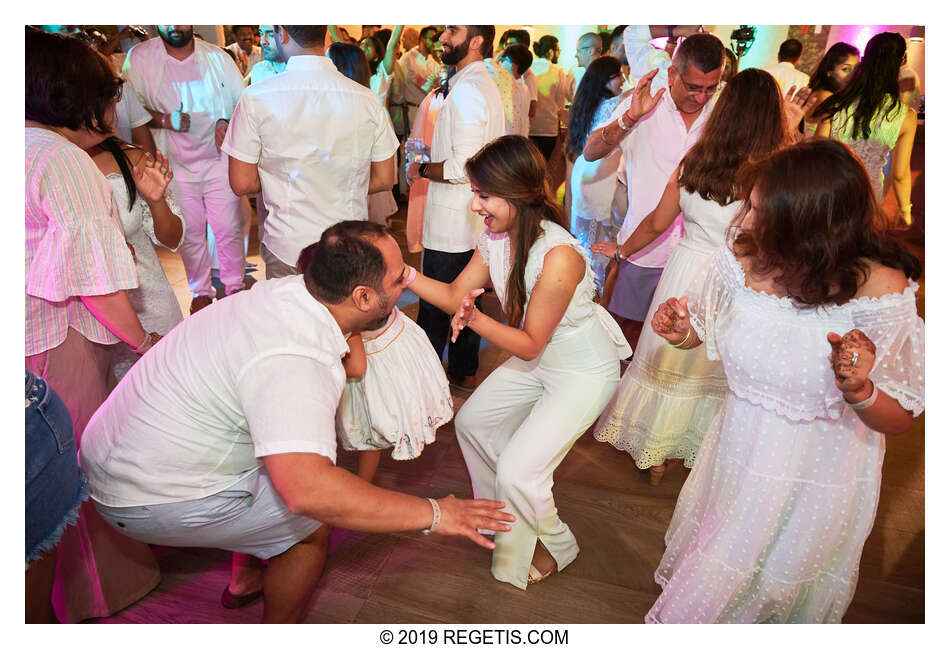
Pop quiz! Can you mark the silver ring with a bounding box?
[849,351,859,366]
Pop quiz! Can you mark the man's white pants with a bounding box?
[455,317,621,590]
[172,160,244,298]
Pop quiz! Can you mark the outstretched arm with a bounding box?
[380,25,404,76]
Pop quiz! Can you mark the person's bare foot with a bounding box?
[528,539,557,585]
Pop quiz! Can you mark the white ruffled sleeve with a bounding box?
[685,246,737,362]
[852,287,925,417]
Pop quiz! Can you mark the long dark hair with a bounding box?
[732,139,921,306]
[327,42,371,88]
[565,56,621,161]
[26,26,122,135]
[465,136,568,326]
[100,138,138,210]
[812,32,904,140]
[808,42,859,93]
[679,68,789,206]
[359,35,384,75]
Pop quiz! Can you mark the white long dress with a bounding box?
[830,100,908,201]
[455,221,632,590]
[593,188,738,468]
[570,95,625,290]
[336,307,454,460]
[105,175,185,379]
[646,245,924,623]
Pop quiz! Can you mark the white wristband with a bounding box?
[846,381,879,410]
[421,497,441,534]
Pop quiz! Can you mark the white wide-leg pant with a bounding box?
[455,318,622,590]
[172,160,244,298]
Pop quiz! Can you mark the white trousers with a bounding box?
[455,317,622,589]
[172,161,244,297]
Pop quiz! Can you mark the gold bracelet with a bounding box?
[669,327,693,348]
[600,127,616,147]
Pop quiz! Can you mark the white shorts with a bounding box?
[93,468,322,560]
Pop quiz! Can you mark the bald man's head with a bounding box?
[576,32,602,68]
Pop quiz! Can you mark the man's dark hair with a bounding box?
[281,25,328,48]
[302,221,390,304]
[506,29,530,47]
[465,25,495,59]
[421,26,439,41]
[778,38,803,62]
[672,33,725,74]
[25,26,122,135]
[611,24,627,41]
[502,44,533,77]
[376,28,392,49]
[231,25,256,35]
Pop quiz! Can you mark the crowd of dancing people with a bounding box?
[26,23,924,624]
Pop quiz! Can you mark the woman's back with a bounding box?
[830,100,907,196]
[679,188,741,252]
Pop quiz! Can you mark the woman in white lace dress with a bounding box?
[814,32,918,227]
[87,139,185,379]
[647,139,924,623]
[589,69,811,485]
[406,136,631,590]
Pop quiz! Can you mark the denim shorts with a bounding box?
[25,370,88,568]
[94,468,322,560]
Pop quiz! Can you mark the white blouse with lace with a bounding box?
[830,100,908,200]
[647,244,924,623]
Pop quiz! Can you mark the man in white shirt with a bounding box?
[407,25,505,392]
[80,220,515,623]
[399,26,443,128]
[222,25,399,279]
[584,32,724,351]
[248,24,286,84]
[227,25,263,81]
[499,44,534,137]
[500,29,538,120]
[569,32,603,96]
[123,25,246,314]
[763,38,810,94]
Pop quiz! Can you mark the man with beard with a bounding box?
[249,24,286,83]
[583,31,723,353]
[222,25,398,279]
[80,221,516,623]
[407,25,504,393]
[122,25,246,313]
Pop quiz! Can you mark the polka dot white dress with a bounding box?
[646,245,924,624]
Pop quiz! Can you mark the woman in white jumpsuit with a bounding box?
[406,135,631,589]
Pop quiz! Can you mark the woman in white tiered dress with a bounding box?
[814,32,917,227]
[406,136,631,590]
[590,69,807,484]
[647,139,924,623]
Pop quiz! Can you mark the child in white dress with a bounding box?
[297,244,453,483]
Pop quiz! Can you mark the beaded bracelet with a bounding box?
[421,497,441,534]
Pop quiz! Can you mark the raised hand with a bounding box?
[784,84,819,136]
[131,150,173,204]
[434,494,515,549]
[590,240,618,258]
[450,288,485,342]
[827,329,876,397]
[651,296,691,344]
[624,68,666,124]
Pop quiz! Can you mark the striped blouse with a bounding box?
[25,128,138,356]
